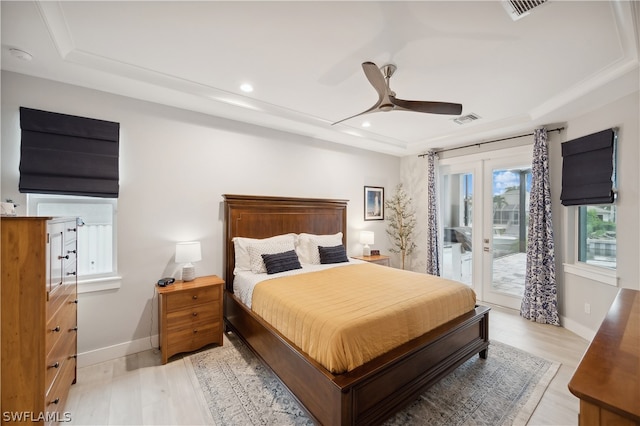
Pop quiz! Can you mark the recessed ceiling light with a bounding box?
[240,83,253,93]
[9,48,33,61]
[361,121,371,128]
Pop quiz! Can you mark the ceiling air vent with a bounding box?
[454,113,481,125]
[502,0,548,21]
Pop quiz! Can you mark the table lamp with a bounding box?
[175,241,201,281]
[360,231,374,256]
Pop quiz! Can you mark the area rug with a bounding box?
[184,333,559,426]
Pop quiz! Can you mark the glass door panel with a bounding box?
[441,171,473,286]
[484,163,531,309]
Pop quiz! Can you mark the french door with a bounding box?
[440,146,532,309]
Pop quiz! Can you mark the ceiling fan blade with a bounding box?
[362,62,387,100]
[331,102,381,125]
[390,96,463,115]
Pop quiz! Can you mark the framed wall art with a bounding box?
[364,186,384,220]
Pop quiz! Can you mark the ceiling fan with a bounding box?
[332,61,463,125]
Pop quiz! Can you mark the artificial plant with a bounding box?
[385,183,417,269]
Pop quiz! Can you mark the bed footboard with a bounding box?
[224,291,490,426]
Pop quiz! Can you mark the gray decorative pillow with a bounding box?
[318,245,349,264]
[261,250,302,274]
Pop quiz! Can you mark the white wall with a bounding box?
[401,91,640,340]
[1,71,400,365]
[554,91,640,338]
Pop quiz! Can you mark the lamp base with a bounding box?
[363,244,371,256]
[182,265,196,281]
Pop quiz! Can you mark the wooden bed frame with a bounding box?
[223,194,490,425]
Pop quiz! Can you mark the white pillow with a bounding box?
[232,233,297,274]
[247,240,297,273]
[297,232,343,264]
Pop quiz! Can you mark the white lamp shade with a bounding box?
[175,241,202,264]
[360,231,375,245]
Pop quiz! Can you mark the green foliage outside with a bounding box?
[586,207,616,238]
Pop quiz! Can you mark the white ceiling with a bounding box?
[2,1,639,156]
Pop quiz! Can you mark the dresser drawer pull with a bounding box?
[49,362,60,369]
[192,312,198,317]
[58,254,70,260]
[52,398,60,405]
[67,227,77,233]
[52,326,61,332]
[192,295,198,300]
[74,299,79,304]
[71,326,78,332]
[67,249,77,254]
[67,271,77,276]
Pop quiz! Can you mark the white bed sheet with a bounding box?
[233,258,365,308]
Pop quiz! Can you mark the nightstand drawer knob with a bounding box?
[192,312,198,317]
[192,295,198,300]
[49,362,60,369]
[52,398,60,405]
[52,326,61,332]
[193,329,198,333]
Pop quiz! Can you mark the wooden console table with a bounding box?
[568,288,640,425]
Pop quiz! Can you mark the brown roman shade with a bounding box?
[19,107,120,198]
[561,128,616,206]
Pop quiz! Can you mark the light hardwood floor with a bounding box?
[65,305,590,425]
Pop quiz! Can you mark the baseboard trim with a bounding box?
[77,334,159,367]
[561,316,595,342]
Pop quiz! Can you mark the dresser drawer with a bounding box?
[166,301,219,332]
[45,331,76,395]
[46,294,77,358]
[47,272,76,319]
[45,353,76,425]
[166,321,221,355]
[63,221,78,245]
[166,286,220,312]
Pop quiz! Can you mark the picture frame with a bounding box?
[364,186,384,221]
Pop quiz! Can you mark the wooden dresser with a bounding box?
[157,275,224,364]
[1,217,78,425]
[568,288,640,425]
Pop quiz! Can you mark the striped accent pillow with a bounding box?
[261,250,302,275]
[318,245,349,264]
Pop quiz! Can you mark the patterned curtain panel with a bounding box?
[426,150,441,276]
[521,128,560,325]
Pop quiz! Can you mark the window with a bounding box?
[578,204,616,270]
[28,194,119,288]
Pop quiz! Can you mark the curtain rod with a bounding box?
[418,127,564,157]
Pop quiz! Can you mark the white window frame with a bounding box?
[563,206,617,287]
[27,194,121,293]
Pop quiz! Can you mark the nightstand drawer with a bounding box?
[166,286,219,312]
[166,302,219,331]
[166,321,221,355]
[157,275,225,364]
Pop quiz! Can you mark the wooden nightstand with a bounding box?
[352,254,391,266]
[157,275,224,364]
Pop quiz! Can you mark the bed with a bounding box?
[223,194,490,425]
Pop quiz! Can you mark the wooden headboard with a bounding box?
[223,194,348,292]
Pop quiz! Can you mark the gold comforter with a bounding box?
[252,263,477,373]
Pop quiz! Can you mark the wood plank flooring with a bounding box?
[65,304,590,425]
